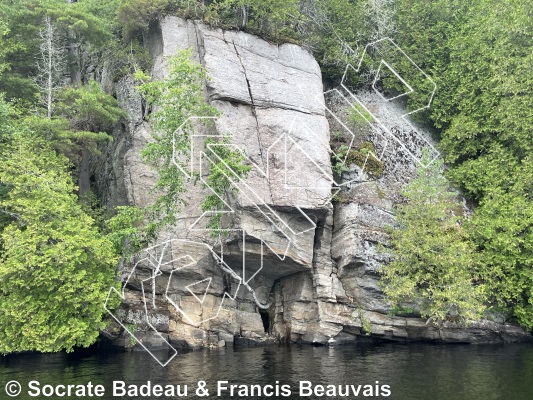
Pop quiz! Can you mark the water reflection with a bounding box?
[1,343,532,399]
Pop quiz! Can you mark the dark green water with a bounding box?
[1,343,532,399]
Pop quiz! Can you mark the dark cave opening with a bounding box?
[259,311,270,333]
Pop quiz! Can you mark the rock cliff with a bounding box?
[96,17,530,352]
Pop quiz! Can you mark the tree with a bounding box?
[17,4,126,201]
[136,49,217,235]
[365,0,396,42]
[393,0,533,328]
[381,155,485,324]
[207,0,303,39]
[0,96,17,236]
[25,81,124,201]
[117,0,177,42]
[0,129,119,353]
[55,80,124,201]
[105,205,146,260]
[201,137,251,235]
[298,0,369,82]
[0,0,119,104]
[468,156,533,329]
[0,20,17,77]
[36,16,67,119]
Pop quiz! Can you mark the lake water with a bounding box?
[1,343,532,399]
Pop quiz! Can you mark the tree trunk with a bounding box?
[65,0,81,85]
[78,146,91,203]
[66,31,81,85]
[45,17,53,119]
[66,0,86,202]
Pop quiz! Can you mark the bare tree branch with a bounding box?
[35,16,67,122]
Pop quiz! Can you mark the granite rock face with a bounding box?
[96,17,531,351]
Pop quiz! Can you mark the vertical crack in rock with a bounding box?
[193,22,206,67]
[329,204,348,301]
[230,38,267,170]
[311,218,324,284]
[311,210,336,302]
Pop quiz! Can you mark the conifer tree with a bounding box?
[381,155,485,324]
[0,124,119,353]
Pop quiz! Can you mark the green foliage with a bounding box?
[394,0,533,328]
[394,0,533,173]
[467,159,533,330]
[435,2,533,167]
[348,102,374,125]
[107,39,153,81]
[201,137,251,236]
[331,145,350,176]
[118,0,177,42]
[23,81,124,201]
[381,153,485,324]
[347,141,384,177]
[49,81,124,176]
[79,191,108,231]
[136,49,217,235]
[205,0,303,41]
[358,309,372,336]
[331,141,384,178]
[0,0,120,103]
[57,81,123,134]
[22,114,71,142]
[0,1,42,102]
[124,323,137,346]
[199,0,371,81]
[106,206,147,259]
[301,0,369,82]
[388,305,416,317]
[392,0,469,124]
[117,0,373,85]
[0,19,18,76]
[0,130,119,353]
[0,96,17,235]
[49,0,118,47]
[0,95,16,143]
